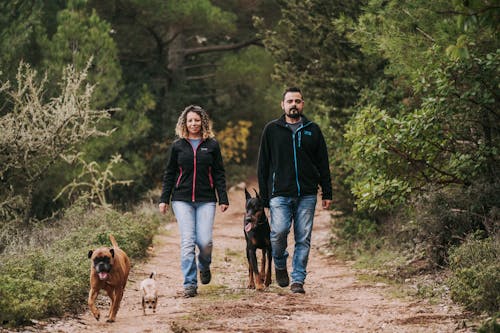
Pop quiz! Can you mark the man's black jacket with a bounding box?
[257,114,332,207]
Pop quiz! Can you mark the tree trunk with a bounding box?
[23,184,34,226]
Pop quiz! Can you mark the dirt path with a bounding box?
[27,181,470,333]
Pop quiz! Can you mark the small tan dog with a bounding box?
[88,234,130,322]
[140,271,158,315]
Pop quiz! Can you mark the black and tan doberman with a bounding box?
[244,188,272,290]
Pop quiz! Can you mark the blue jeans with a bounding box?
[269,195,317,285]
[172,201,216,288]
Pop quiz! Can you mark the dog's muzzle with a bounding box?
[244,216,255,233]
[94,260,112,280]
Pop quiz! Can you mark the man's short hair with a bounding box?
[282,87,302,100]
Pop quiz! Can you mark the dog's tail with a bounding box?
[149,271,156,279]
[109,234,119,249]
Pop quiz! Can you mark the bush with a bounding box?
[448,236,500,314]
[415,181,499,265]
[477,315,500,333]
[0,203,162,327]
[331,215,380,258]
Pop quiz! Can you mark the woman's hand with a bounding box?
[159,202,168,214]
[220,204,229,213]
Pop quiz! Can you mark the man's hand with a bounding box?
[322,199,332,210]
[159,202,168,214]
[220,204,229,212]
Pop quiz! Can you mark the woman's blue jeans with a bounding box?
[172,201,216,288]
[269,195,317,285]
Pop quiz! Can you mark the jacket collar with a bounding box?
[276,114,311,128]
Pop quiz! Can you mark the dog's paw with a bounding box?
[247,284,255,289]
[93,313,100,321]
[106,318,115,323]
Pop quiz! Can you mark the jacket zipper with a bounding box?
[292,131,301,196]
[291,123,312,196]
[189,140,199,202]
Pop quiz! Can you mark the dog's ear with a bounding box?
[88,250,93,259]
[109,248,115,258]
[253,188,260,199]
[245,188,251,200]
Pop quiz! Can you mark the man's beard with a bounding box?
[287,108,301,119]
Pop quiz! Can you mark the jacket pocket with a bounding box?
[176,167,183,188]
[208,166,214,188]
[272,172,276,195]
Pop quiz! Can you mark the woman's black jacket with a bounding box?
[160,138,229,205]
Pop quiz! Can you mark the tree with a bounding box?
[0,62,112,224]
[345,0,499,212]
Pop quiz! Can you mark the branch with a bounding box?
[184,37,262,56]
[386,144,466,185]
[186,74,215,81]
[401,9,435,42]
[183,62,217,70]
[436,6,500,16]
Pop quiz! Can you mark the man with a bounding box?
[257,87,332,294]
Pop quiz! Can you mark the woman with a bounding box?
[159,105,229,297]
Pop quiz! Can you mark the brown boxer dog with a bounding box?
[88,234,130,322]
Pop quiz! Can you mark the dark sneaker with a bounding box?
[184,286,197,298]
[200,269,211,285]
[290,282,305,294]
[275,267,289,287]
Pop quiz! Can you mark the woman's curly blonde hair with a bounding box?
[175,105,214,140]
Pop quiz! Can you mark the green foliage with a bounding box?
[128,0,237,34]
[346,0,499,212]
[41,6,122,107]
[331,215,380,259]
[448,236,500,314]
[0,0,58,82]
[260,0,375,117]
[338,216,378,245]
[212,46,281,162]
[0,202,162,327]
[346,49,499,211]
[477,314,500,333]
[413,180,499,265]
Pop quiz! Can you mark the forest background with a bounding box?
[0,0,498,329]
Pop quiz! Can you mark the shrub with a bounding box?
[415,180,499,265]
[477,315,500,333]
[448,236,500,314]
[331,215,380,258]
